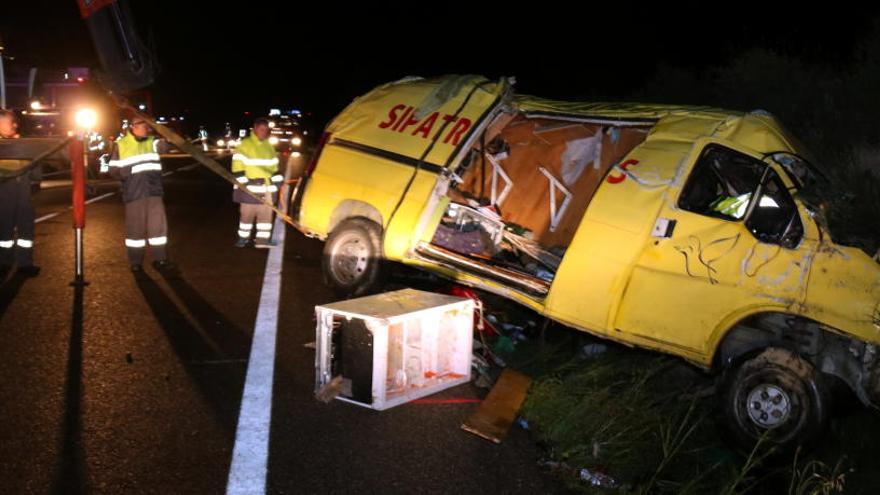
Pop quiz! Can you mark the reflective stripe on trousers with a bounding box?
[125,196,168,265]
[239,222,254,239]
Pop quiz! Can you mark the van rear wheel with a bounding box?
[322,218,385,297]
[720,347,829,453]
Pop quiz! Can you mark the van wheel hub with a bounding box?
[746,383,791,428]
[331,233,369,283]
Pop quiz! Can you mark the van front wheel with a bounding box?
[720,347,829,452]
[322,218,385,297]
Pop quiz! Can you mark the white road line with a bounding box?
[34,212,62,224]
[85,191,117,205]
[226,162,294,495]
[35,191,117,223]
[34,162,197,223]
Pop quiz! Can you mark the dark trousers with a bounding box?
[125,196,168,265]
[0,175,35,267]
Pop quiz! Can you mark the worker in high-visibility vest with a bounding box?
[232,117,283,248]
[108,116,173,273]
[0,109,39,278]
[710,192,752,219]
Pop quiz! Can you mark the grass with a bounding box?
[496,322,865,494]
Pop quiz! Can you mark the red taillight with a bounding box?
[305,132,331,177]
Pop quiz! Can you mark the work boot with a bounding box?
[17,265,40,277]
[254,240,277,249]
[234,238,249,248]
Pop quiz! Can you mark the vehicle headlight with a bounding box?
[75,108,98,130]
[217,139,225,147]
[269,136,279,145]
[291,137,302,147]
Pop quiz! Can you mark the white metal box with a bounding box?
[315,288,474,410]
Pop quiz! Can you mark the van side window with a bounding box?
[746,169,804,248]
[678,145,765,221]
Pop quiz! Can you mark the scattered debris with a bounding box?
[315,375,344,403]
[314,289,474,410]
[580,343,608,359]
[540,459,620,490]
[579,467,619,489]
[473,373,494,389]
[461,368,532,444]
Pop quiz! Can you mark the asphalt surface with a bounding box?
[0,156,564,494]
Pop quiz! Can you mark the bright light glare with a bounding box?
[75,108,98,129]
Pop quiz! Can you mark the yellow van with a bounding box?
[291,75,880,448]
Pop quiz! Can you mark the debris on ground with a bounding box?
[461,368,532,444]
[313,289,474,410]
[579,343,607,360]
[540,459,620,489]
[315,375,344,403]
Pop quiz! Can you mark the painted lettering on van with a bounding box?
[377,104,472,146]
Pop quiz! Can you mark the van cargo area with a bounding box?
[422,114,651,293]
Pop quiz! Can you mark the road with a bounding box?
[0,155,564,494]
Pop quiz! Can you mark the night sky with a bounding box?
[4,2,880,129]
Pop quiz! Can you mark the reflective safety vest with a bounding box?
[232,133,282,204]
[710,192,752,219]
[110,133,164,203]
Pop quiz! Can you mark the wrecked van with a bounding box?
[291,75,880,448]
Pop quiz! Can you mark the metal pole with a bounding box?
[0,53,6,109]
[74,227,84,281]
[70,138,88,286]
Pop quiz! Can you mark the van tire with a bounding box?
[719,347,829,453]
[322,218,386,297]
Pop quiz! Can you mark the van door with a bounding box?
[613,141,818,361]
[380,77,512,258]
[299,76,509,254]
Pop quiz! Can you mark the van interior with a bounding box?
[417,113,653,297]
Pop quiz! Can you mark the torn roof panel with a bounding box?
[514,95,735,124]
